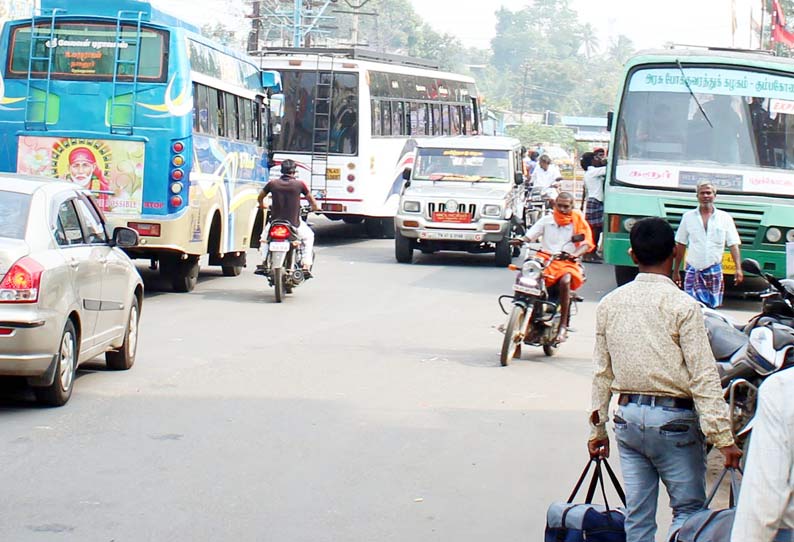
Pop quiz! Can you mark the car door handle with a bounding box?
[68,259,79,269]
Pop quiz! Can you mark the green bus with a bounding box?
[604,47,794,285]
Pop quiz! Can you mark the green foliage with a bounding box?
[506,123,576,149]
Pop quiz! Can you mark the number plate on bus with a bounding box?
[326,168,341,180]
[269,241,290,252]
[721,252,735,275]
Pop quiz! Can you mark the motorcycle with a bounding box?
[261,208,314,303]
[524,184,557,226]
[498,235,585,365]
[703,258,794,444]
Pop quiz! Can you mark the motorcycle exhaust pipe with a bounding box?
[291,269,305,284]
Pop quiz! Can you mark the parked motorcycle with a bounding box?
[498,237,585,365]
[261,209,314,303]
[524,185,557,226]
[703,258,794,444]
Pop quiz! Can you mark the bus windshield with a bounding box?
[413,148,511,182]
[615,66,794,197]
[7,21,168,81]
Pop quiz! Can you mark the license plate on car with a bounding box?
[269,241,290,252]
[326,168,341,180]
[420,231,477,241]
[514,284,541,295]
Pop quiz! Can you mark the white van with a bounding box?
[394,136,525,265]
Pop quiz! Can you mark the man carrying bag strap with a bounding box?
[545,457,627,542]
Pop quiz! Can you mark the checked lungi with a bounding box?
[684,262,724,308]
[585,198,604,228]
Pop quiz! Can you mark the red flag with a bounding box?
[772,0,794,47]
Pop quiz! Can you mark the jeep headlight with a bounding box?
[483,204,502,217]
[403,200,420,213]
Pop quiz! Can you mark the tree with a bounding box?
[580,23,600,59]
[608,35,635,64]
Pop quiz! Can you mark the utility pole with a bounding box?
[247,0,261,53]
[518,63,530,121]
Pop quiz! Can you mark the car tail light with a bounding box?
[269,224,291,240]
[0,257,44,303]
[0,327,13,335]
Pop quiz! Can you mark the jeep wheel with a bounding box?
[494,238,511,267]
[395,233,413,263]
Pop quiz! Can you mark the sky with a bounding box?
[406,0,765,52]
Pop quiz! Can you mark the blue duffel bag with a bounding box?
[672,467,740,542]
[545,457,627,542]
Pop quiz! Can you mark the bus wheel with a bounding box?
[365,218,395,239]
[614,265,638,286]
[172,256,199,292]
[222,265,242,277]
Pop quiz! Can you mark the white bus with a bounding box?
[257,48,482,237]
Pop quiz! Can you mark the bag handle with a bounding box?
[567,457,627,509]
[567,458,597,503]
[601,457,627,507]
[704,467,742,508]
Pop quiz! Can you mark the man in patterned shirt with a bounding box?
[587,217,742,542]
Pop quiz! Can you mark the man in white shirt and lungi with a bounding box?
[672,179,743,308]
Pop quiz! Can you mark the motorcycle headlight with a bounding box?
[766,227,782,243]
[403,200,420,213]
[483,204,502,217]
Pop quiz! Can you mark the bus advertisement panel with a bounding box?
[604,49,794,285]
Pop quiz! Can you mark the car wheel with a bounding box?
[221,265,243,277]
[494,238,511,267]
[395,232,413,263]
[106,296,139,370]
[34,320,77,406]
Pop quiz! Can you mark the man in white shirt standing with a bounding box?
[582,150,606,263]
[672,180,743,308]
[730,368,794,542]
[529,154,562,201]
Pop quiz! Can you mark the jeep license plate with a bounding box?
[269,241,290,252]
[432,211,471,223]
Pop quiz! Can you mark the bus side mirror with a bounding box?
[261,70,282,92]
[606,111,614,132]
[269,94,285,118]
[402,167,412,181]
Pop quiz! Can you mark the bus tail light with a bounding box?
[172,155,185,167]
[170,195,183,207]
[269,224,291,240]
[0,257,44,303]
[171,169,184,181]
[346,186,355,193]
[127,222,161,237]
[347,174,355,182]
[172,142,184,153]
[170,182,183,194]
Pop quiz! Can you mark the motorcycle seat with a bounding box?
[772,326,794,350]
[705,316,747,361]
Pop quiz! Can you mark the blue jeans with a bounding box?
[613,402,707,542]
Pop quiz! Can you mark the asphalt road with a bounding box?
[0,218,759,542]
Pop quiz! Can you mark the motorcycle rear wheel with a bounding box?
[274,267,285,303]
[500,305,527,366]
[543,344,558,357]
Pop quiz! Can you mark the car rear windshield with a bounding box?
[0,191,31,239]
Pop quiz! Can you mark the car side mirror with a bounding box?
[402,167,412,181]
[112,226,139,248]
[571,233,586,243]
[514,172,523,185]
[741,258,762,275]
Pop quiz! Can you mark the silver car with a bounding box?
[0,175,143,406]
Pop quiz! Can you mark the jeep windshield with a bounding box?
[413,148,510,182]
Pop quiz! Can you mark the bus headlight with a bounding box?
[403,201,420,213]
[766,227,782,243]
[483,204,502,217]
[786,229,794,243]
[623,217,638,232]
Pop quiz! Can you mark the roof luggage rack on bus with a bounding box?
[665,43,776,56]
[254,47,440,70]
[24,7,62,131]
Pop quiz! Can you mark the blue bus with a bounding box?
[0,0,280,291]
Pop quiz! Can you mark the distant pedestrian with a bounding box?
[588,217,741,542]
[730,368,794,542]
[581,151,606,263]
[672,180,743,308]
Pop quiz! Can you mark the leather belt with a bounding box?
[618,393,694,410]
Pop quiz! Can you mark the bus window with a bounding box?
[381,101,392,136]
[207,87,220,136]
[224,92,238,139]
[416,103,428,135]
[238,97,251,141]
[431,104,441,135]
[194,84,209,133]
[372,100,382,136]
[450,106,461,135]
[331,73,358,154]
[463,105,473,134]
[392,102,404,135]
[441,105,450,135]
